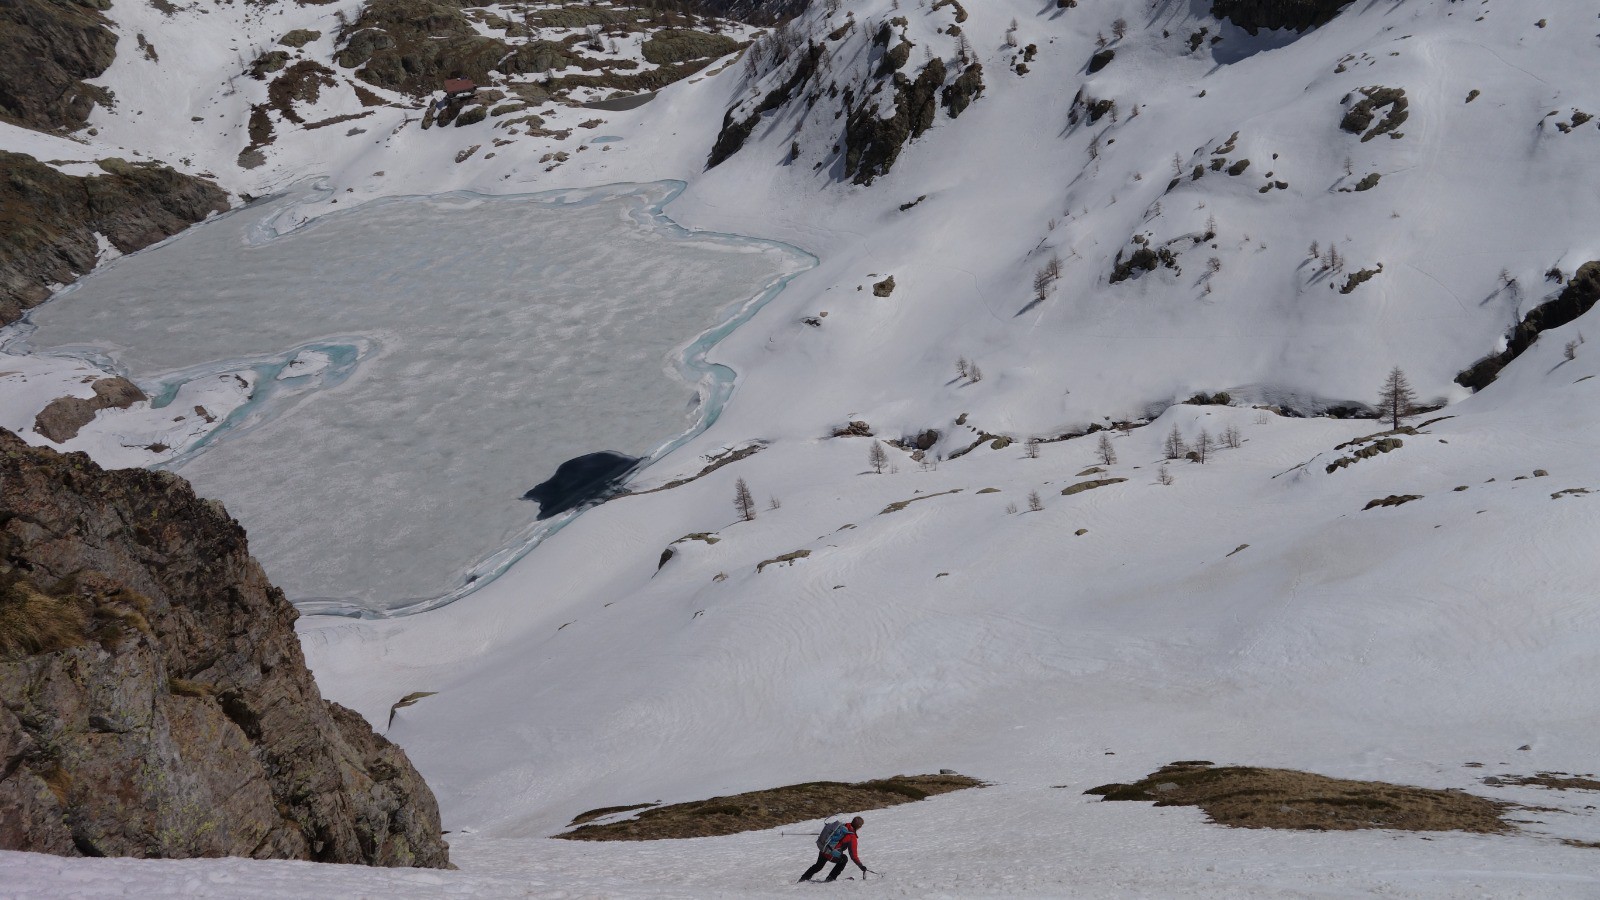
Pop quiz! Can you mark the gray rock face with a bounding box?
[0,429,450,867]
[32,377,147,444]
[0,152,229,325]
[0,0,118,132]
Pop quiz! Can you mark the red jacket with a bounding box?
[827,826,863,866]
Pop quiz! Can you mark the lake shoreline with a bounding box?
[2,179,816,619]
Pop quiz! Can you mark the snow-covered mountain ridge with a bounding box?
[6,0,1600,895]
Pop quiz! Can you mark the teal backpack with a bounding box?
[816,820,849,856]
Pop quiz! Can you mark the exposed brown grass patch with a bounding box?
[1088,762,1510,833]
[568,802,657,827]
[1484,773,1600,792]
[556,773,982,841]
[0,565,164,657]
[1060,477,1126,497]
[756,549,810,573]
[880,488,962,515]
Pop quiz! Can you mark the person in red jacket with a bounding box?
[799,816,866,882]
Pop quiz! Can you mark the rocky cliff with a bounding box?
[0,152,230,325]
[0,0,117,132]
[0,429,450,867]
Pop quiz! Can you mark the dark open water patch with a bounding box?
[524,451,642,519]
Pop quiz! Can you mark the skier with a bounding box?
[799,816,866,883]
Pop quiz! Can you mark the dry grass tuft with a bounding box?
[40,762,73,806]
[557,773,982,841]
[169,678,216,698]
[0,572,86,657]
[1,562,162,657]
[1088,762,1510,833]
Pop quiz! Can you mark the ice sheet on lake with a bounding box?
[20,182,810,613]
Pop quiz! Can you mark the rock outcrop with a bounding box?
[32,376,147,444]
[0,0,117,132]
[844,57,946,185]
[941,63,984,119]
[1211,0,1352,33]
[0,430,450,867]
[1457,261,1600,390]
[706,42,823,170]
[336,0,584,96]
[0,152,229,325]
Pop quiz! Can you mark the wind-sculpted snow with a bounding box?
[18,182,810,614]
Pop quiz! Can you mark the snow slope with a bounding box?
[7,0,1600,895]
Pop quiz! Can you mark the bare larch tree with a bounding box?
[734,477,757,521]
[1378,366,1417,430]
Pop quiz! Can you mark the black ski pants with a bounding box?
[801,849,849,882]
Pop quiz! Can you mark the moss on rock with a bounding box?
[278,29,321,48]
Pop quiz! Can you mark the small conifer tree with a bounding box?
[1377,366,1417,430]
[734,477,757,521]
[1163,423,1187,459]
[1096,433,1117,466]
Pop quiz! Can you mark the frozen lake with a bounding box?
[19,182,810,615]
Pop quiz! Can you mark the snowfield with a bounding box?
[6,0,1600,895]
